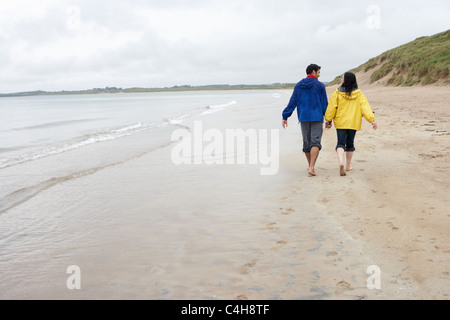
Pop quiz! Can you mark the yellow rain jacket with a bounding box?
[325,89,375,131]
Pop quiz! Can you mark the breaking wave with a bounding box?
[0,122,157,169]
[0,100,238,169]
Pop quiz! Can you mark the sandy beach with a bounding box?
[273,82,450,299]
[0,82,448,300]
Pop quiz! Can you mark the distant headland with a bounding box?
[0,83,298,98]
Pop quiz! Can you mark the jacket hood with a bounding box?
[299,77,318,89]
[336,88,361,100]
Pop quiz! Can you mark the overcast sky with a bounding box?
[0,0,449,93]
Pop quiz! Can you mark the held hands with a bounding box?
[324,121,377,130]
[283,120,377,130]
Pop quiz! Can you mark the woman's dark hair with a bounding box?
[341,72,358,95]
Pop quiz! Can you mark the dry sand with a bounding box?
[270,82,450,299]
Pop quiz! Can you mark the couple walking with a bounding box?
[282,64,377,176]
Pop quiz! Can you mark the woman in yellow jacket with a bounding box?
[325,72,377,176]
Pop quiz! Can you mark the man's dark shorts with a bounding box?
[300,121,323,153]
[336,129,357,152]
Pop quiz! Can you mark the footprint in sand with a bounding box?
[418,153,444,159]
[272,240,287,250]
[320,197,330,204]
[280,208,295,215]
[335,280,351,294]
[326,251,338,263]
[433,130,449,136]
[386,221,399,231]
[265,222,277,231]
[240,259,258,275]
[292,187,302,193]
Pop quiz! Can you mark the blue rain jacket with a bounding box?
[282,77,328,122]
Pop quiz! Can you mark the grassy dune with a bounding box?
[329,29,450,86]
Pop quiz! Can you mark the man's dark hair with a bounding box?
[306,64,321,75]
[341,72,358,95]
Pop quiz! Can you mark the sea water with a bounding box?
[0,91,245,169]
[0,89,293,298]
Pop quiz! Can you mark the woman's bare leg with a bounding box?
[336,147,346,176]
[345,151,354,171]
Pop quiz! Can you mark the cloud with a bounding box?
[0,0,449,92]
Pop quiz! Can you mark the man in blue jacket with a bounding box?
[282,64,328,176]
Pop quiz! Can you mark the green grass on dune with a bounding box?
[328,29,450,86]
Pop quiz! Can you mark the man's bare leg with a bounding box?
[336,147,346,176]
[345,151,354,171]
[305,152,311,171]
[308,146,319,176]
